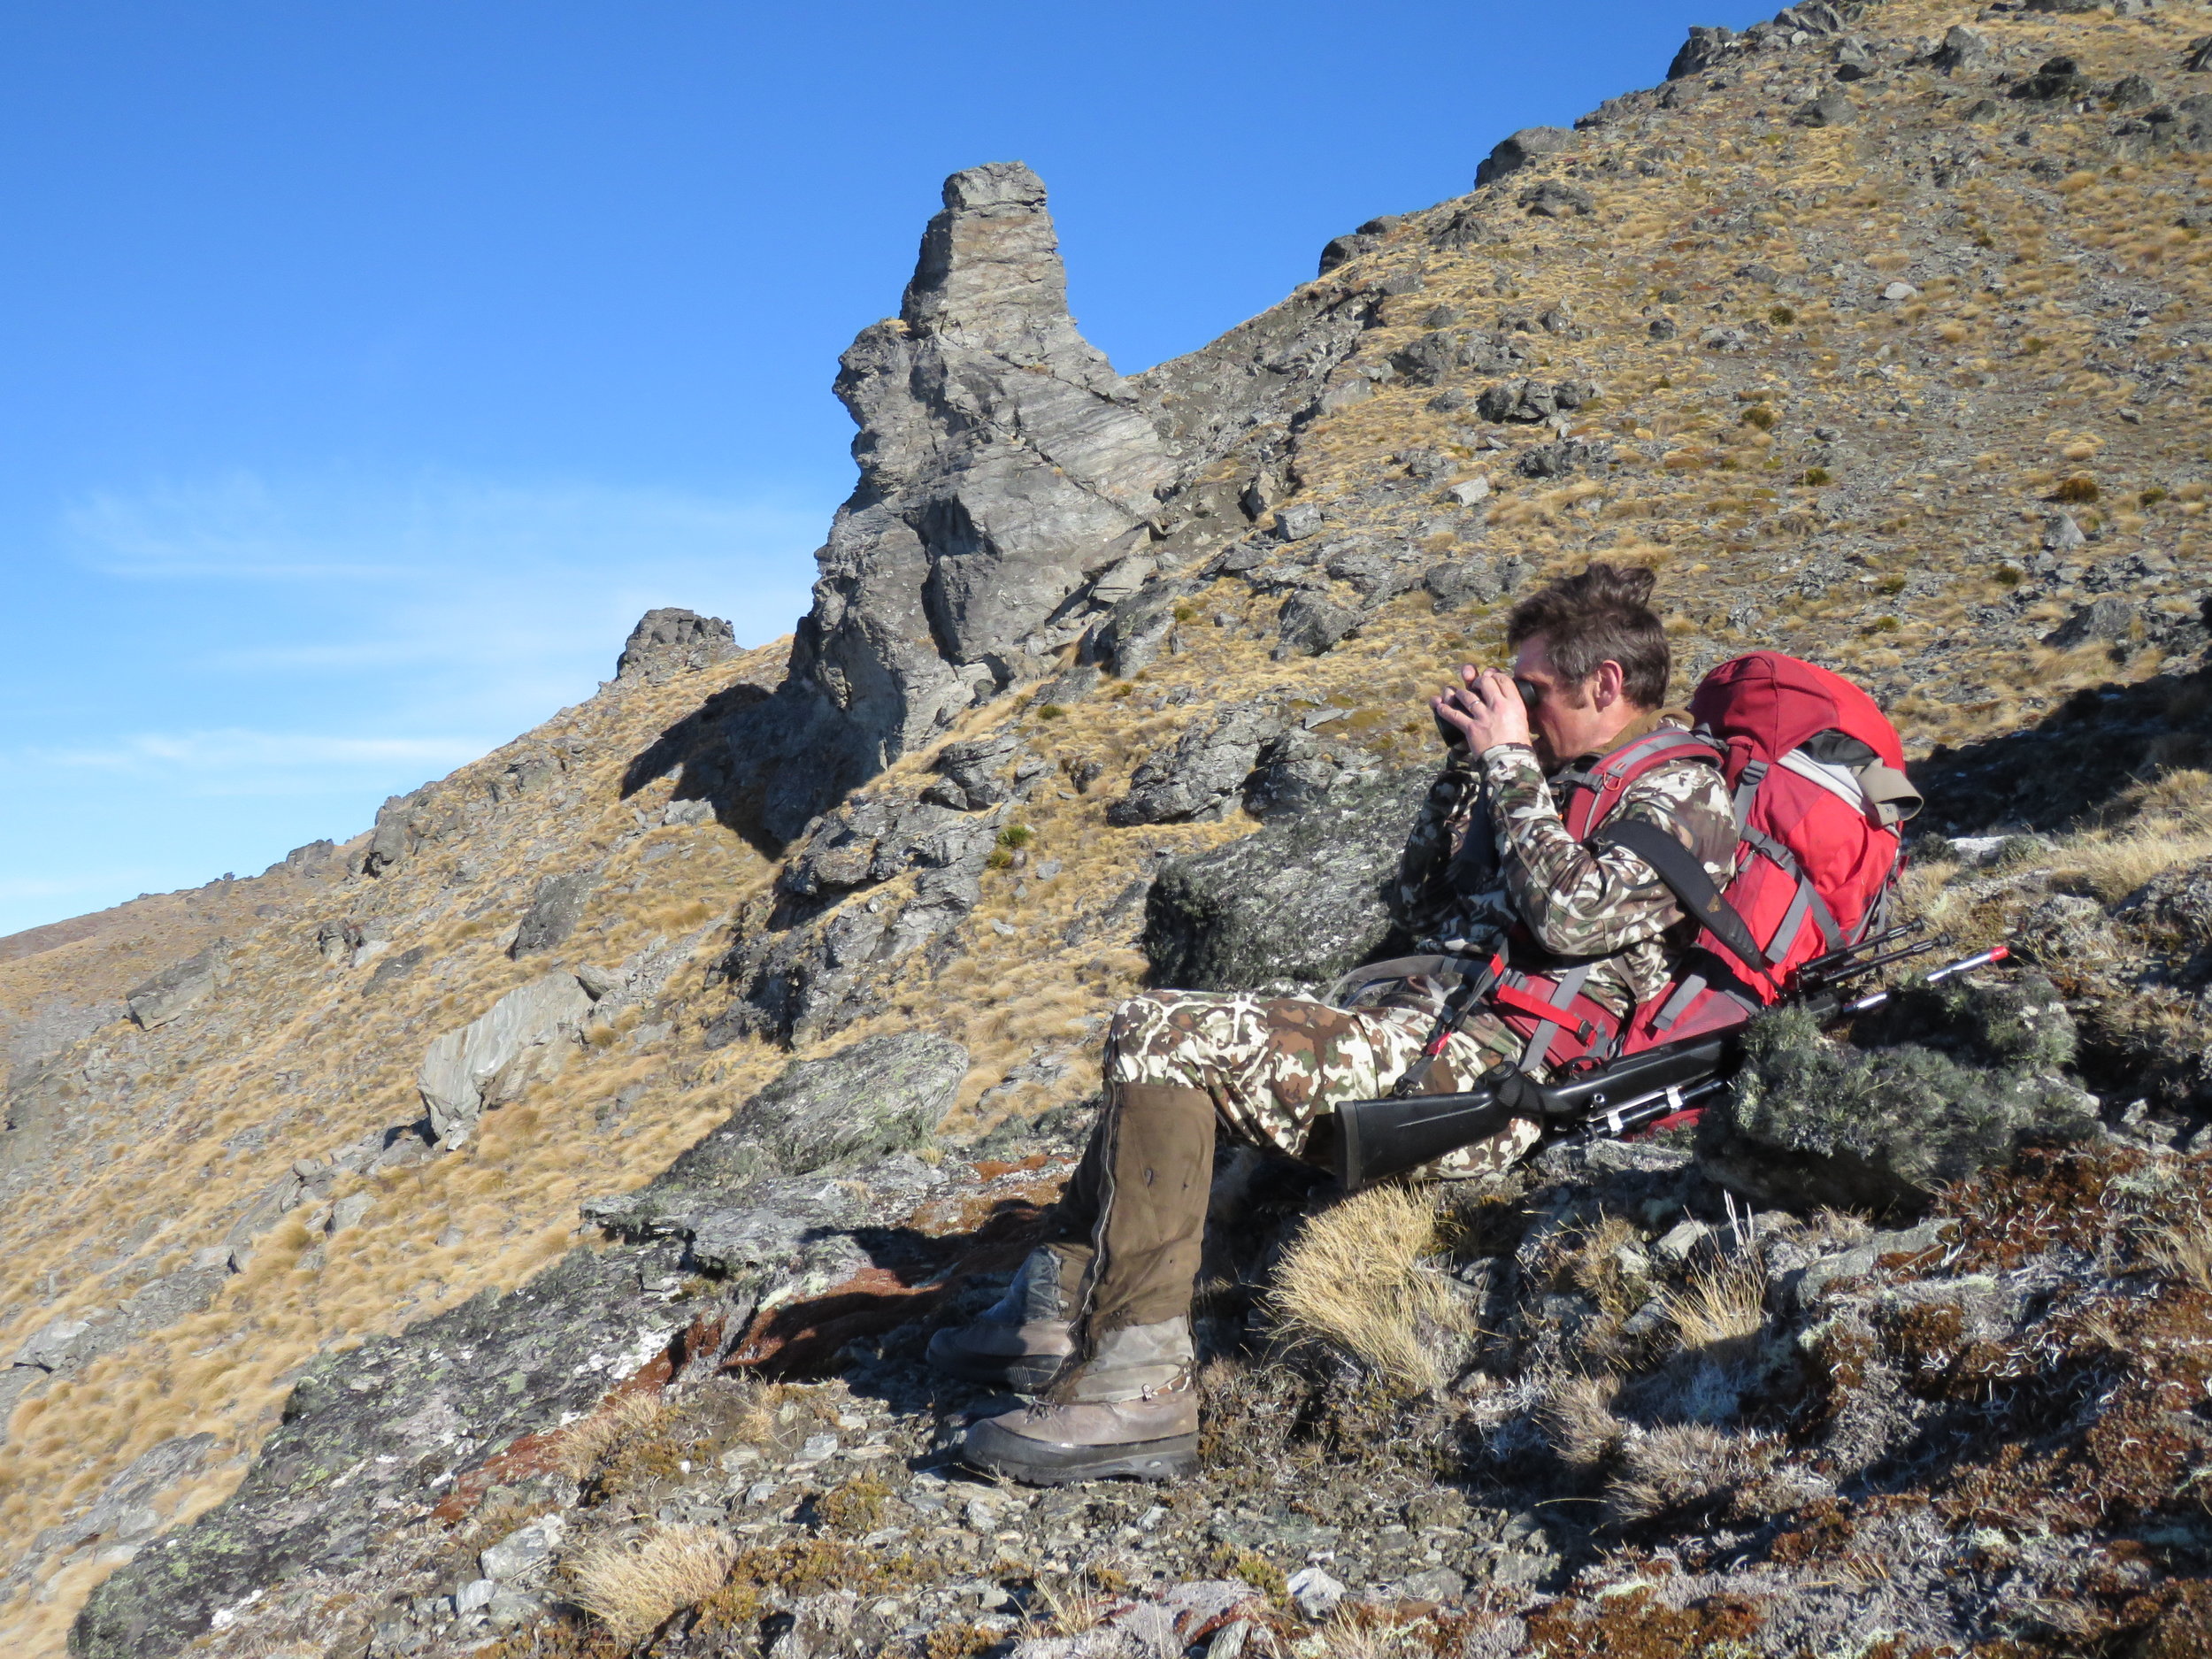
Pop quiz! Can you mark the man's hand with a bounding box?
[1432,665,1532,754]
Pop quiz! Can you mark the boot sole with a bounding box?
[959,1418,1199,1486]
[924,1332,1068,1394]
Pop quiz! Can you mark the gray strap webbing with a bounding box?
[1731,757,1770,828]
[1517,964,1591,1075]
[1800,875,1847,952]
[1651,972,1708,1033]
[1768,880,1815,964]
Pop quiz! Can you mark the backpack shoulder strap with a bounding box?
[1563,729,1723,840]
[1592,816,1778,990]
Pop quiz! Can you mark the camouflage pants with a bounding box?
[1103,988,1544,1181]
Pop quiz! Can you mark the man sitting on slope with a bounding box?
[932,561,1741,1484]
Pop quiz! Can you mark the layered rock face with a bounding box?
[735,161,1377,841]
[741,164,1174,838]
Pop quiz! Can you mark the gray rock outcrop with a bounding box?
[728,162,1176,840]
[586,1032,965,1239]
[1474,127,1575,187]
[1108,703,1286,826]
[714,781,1006,1043]
[417,974,593,1145]
[72,1243,713,1659]
[1143,768,1427,994]
[708,162,1378,844]
[616,608,736,680]
[510,867,601,957]
[124,943,232,1031]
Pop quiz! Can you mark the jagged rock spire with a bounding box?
[749,163,1171,836]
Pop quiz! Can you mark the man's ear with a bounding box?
[1592,659,1626,710]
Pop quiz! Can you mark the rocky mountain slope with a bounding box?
[8,0,2212,1654]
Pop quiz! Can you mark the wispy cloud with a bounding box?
[3,466,834,931]
[55,465,827,722]
[31,729,493,776]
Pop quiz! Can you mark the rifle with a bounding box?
[1328,935,2011,1189]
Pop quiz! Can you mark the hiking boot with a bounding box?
[958,1317,1199,1485]
[925,1243,1086,1391]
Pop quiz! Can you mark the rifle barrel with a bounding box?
[1820,938,1940,984]
[1796,921,1924,979]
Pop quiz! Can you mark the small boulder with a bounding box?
[1934,26,1988,74]
[1144,768,1425,994]
[511,868,601,957]
[1794,89,1854,127]
[1272,592,1362,660]
[1108,704,1285,826]
[2044,595,2139,649]
[417,974,595,1147]
[480,1513,565,1582]
[127,943,233,1031]
[1474,127,1575,187]
[1519,180,1594,219]
[587,1032,965,1233]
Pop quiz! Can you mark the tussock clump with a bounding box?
[1659,1252,1769,1351]
[1703,975,2099,1216]
[568,1524,740,1646]
[553,1391,672,1481]
[1265,1185,1474,1395]
[2146,1207,2212,1293]
[1604,1422,1787,1526]
[1536,1374,1626,1472]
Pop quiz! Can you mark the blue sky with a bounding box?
[0,0,1766,937]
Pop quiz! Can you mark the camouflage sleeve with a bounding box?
[1481,743,1739,958]
[1393,749,1484,934]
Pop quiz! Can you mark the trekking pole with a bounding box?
[1839,944,2009,1016]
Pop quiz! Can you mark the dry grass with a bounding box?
[1538,1373,1626,1471]
[2145,1210,2212,1294]
[1306,1606,1440,1659]
[1606,1422,1785,1526]
[2042,769,2212,901]
[1030,1578,1115,1637]
[1264,1186,1473,1395]
[568,1524,741,1646]
[552,1390,673,1480]
[1659,1253,1770,1349]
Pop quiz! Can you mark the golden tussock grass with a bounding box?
[568,1523,740,1645]
[2145,1209,2212,1294]
[1264,1185,1471,1395]
[1660,1253,1770,1349]
[2046,767,2212,902]
[1030,1578,1114,1637]
[553,1390,674,1480]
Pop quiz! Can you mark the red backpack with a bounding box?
[1479,651,1920,1071]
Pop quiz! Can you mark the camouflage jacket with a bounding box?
[1389,712,1741,1021]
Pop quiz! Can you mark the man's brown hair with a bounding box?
[1505,562,1671,708]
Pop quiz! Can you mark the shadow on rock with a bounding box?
[618,679,782,853]
[726,1194,1056,1381]
[1916,641,2212,833]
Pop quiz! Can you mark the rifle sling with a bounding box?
[1592,817,1777,989]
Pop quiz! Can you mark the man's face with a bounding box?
[1511,633,1622,765]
